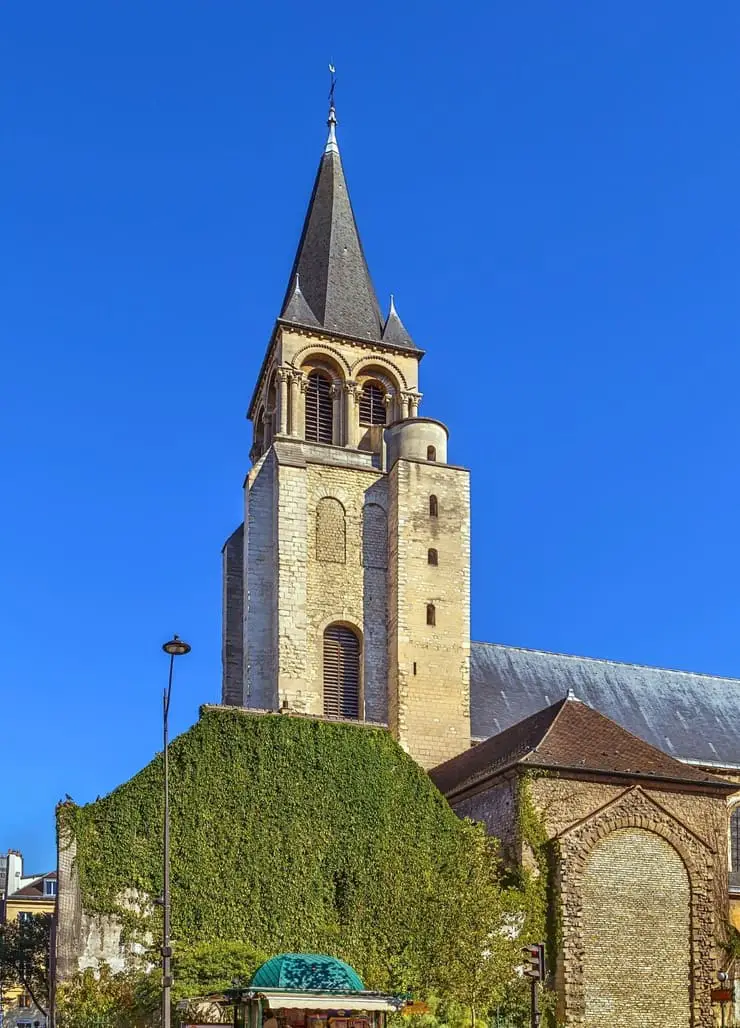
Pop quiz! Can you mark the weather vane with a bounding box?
[328,63,336,109]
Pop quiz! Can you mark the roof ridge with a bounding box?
[471,639,740,687]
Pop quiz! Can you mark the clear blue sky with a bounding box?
[3,2,739,871]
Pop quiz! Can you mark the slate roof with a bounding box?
[471,642,740,770]
[432,695,736,797]
[278,112,418,351]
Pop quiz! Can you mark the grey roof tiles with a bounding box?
[471,641,740,770]
[279,115,418,351]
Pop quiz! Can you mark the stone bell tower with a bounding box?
[221,101,470,768]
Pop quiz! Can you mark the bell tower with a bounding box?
[221,100,470,768]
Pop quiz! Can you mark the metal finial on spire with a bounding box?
[325,63,339,155]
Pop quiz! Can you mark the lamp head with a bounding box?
[162,635,191,657]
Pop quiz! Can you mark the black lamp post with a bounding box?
[161,635,191,1028]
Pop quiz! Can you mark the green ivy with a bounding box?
[511,774,561,1028]
[58,710,541,997]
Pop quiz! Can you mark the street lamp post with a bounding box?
[161,635,191,1028]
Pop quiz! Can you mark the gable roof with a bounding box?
[432,695,736,798]
[470,641,740,771]
[10,871,56,900]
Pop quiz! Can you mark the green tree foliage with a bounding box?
[56,966,144,1028]
[57,942,266,1028]
[432,828,526,1026]
[58,710,547,1017]
[0,913,53,1015]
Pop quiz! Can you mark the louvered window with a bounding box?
[359,383,386,426]
[305,372,333,443]
[323,624,360,719]
[732,808,740,871]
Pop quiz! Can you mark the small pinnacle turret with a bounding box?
[382,294,415,348]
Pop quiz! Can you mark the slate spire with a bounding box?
[279,103,417,350]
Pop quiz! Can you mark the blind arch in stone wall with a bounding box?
[580,828,690,1028]
[316,497,346,563]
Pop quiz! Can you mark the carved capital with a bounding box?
[343,380,362,400]
[275,367,291,384]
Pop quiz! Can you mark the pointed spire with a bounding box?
[277,95,419,349]
[382,294,415,349]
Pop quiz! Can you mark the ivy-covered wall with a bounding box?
[57,708,492,991]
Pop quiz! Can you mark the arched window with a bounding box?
[305,372,333,444]
[427,445,436,462]
[323,624,360,719]
[359,382,386,426]
[316,497,346,563]
[428,548,438,566]
[731,807,740,871]
[429,495,438,517]
[426,603,436,626]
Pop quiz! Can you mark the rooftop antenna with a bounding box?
[325,62,339,154]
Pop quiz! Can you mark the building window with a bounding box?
[428,548,438,566]
[731,807,740,871]
[305,372,333,444]
[44,879,56,897]
[323,624,360,719]
[426,603,436,626]
[429,495,438,517]
[19,995,32,1009]
[359,383,386,426]
[427,445,436,461]
[18,912,32,923]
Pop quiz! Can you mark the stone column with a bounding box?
[276,368,289,436]
[344,380,360,448]
[400,393,411,420]
[329,383,341,445]
[288,372,303,436]
[408,392,422,418]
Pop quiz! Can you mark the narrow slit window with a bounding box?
[426,603,436,626]
[305,372,334,444]
[429,495,438,517]
[427,445,436,461]
[428,548,438,566]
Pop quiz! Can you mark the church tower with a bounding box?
[221,101,470,768]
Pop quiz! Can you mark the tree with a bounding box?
[433,824,525,1028]
[56,941,266,1028]
[0,914,53,1016]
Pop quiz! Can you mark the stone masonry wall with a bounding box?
[221,524,244,706]
[387,458,470,768]
[304,462,387,721]
[527,777,728,1028]
[579,827,691,1028]
[244,451,277,708]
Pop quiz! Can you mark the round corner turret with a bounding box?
[384,417,449,468]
